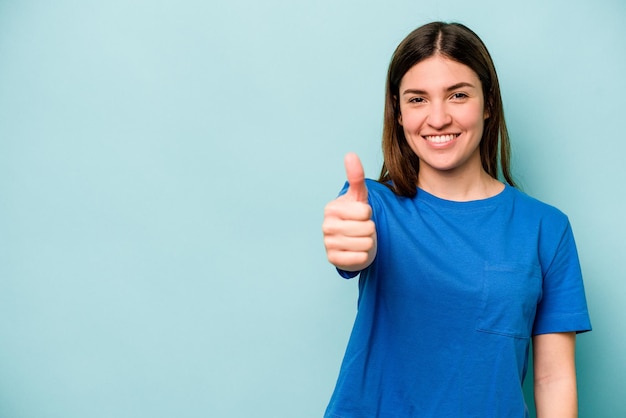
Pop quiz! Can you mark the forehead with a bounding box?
[399,55,481,90]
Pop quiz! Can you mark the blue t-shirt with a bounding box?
[325,181,591,418]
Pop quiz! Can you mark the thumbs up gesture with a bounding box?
[322,153,377,272]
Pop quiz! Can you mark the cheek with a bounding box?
[398,110,422,132]
[459,105,486,131]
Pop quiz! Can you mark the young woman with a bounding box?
[322,22,591,417]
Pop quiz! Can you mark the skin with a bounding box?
[322,55,578,415]
[534,332,578,417]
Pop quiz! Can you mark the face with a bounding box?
[398,55,489,180]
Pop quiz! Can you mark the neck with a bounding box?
[417,167,504,202]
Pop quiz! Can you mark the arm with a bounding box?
[533,332,578,418]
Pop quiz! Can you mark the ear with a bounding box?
[483,99,491,120]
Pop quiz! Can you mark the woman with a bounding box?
[322,22,591,417]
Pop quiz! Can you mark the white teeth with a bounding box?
[424,134,457,143]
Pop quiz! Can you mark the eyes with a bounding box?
[407,92,469,104]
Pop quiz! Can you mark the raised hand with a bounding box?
[322,153,377,272]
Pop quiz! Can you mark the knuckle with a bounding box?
[327,251,341,265]
[355,203,372,220]
[324,199,342,216]
[321,219,332,234]
[322,217,341,235]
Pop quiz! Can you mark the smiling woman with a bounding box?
[321,21,591,418]
[379,22,514,200]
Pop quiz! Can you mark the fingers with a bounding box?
[324,235,376,252]
[322,215,376,237]
[324,198,372,221]
[323,219,377,271]
[344,152,368,203]
[326,248,373,269]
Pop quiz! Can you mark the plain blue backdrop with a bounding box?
[1,1,624,417]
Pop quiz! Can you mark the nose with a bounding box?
[427,102,452,129]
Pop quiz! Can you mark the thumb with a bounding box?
[344,152,368,203]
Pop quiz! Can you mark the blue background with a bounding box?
[1,1,624,417]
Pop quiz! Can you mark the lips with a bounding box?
[423,134,460,144]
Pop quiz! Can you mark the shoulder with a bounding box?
[363,179,408,210]
[506,187,575,247]
[337,178,401,206]
[507,187,569,222]
[365,178,395,195]
[364,178,397,196]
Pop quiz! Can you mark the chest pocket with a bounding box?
[476,262,543,339]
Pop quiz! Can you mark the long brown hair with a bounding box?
[378,22,516,197]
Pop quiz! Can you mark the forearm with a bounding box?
[534,375,577,417]
[533,332,578,418]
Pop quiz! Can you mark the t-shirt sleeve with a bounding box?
[532,220,592,335]
[337,268,360,279]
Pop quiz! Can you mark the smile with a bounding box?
[423,134,460,144]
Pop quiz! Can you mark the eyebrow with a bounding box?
[401,82,477,96]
